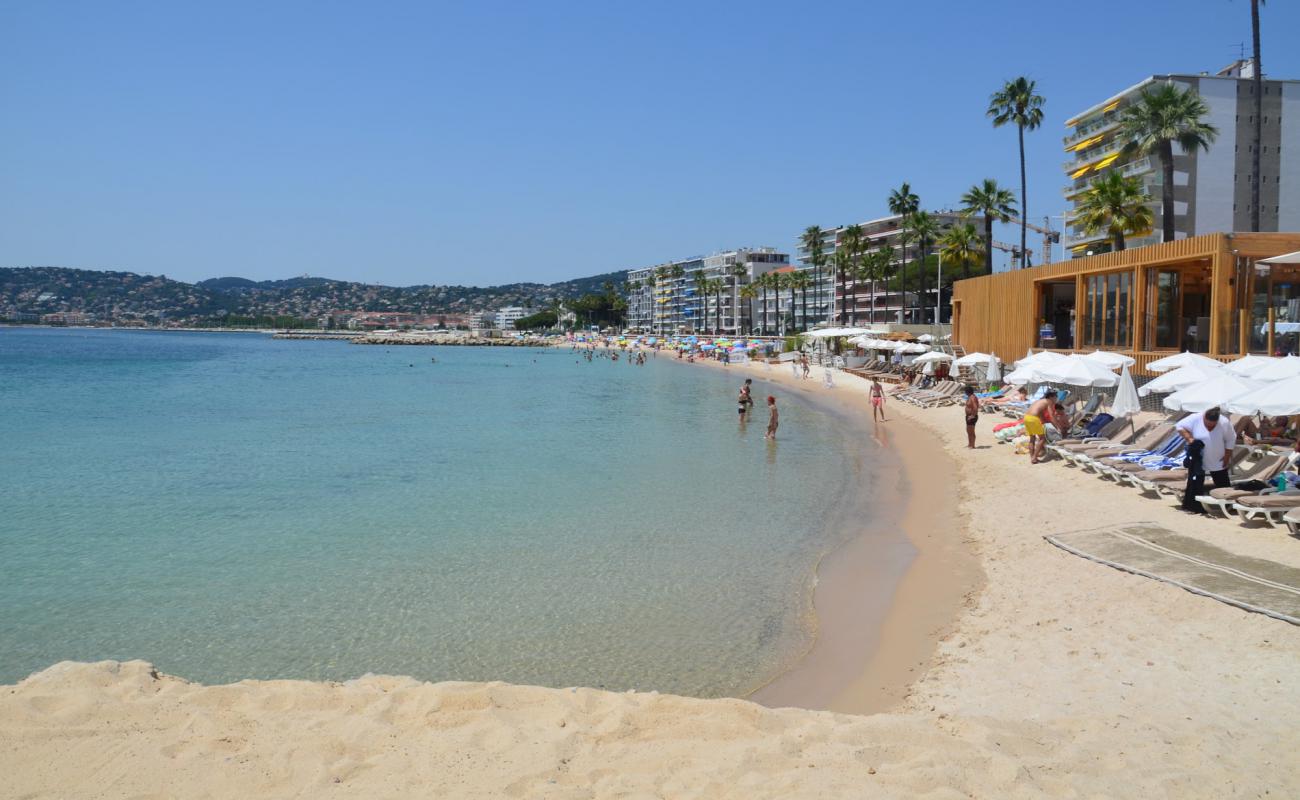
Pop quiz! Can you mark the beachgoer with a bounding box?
[800,353,810,380]
[963,385,979,448]
[738,379,755,416]
[1177,406,1237,513]
[765,395,779,440]
[870,378,887,422]
[1023,389,1057,464]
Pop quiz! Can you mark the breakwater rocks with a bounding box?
[353,333,549,346]
[271,332,359,341]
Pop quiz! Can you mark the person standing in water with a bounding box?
[738,379,754,417]
[870,378,887,422]
[765,395,779,440]
[963,385,979,448]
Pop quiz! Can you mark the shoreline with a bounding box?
[661,351,980,714]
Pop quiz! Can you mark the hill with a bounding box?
[0,267,628,326]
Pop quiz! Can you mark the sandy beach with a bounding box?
[3,348,1299,798]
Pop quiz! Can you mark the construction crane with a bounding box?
[1002,216,1062,268]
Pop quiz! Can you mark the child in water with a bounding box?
[765,396,779,440]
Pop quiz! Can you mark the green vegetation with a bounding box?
[1076,172,1154,252]
[960,179,1017,274]
[513,310,558,330]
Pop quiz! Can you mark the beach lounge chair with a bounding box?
[1196,455,1295,515]
[1232,491,1300,526]
[1126,446,1255,495]
[1073,423,1175,472]
[1283,506,1300,536]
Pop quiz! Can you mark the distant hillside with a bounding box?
[1,267,628,325]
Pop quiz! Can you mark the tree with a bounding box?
[669,263,685,333]
[988,77,1045,268]
[514,310,558,330]
[800,226,826,328]
[739,283,757,335]
[851,254,873,326]
[645,271,659,335]
[1118,83,1218,242]
[887,182,919,318]
[693,269,708,333]
[1250,0,1264,232]
[788,270,811,332]
[757,273,771,336]
[960,179,1017,274]
[865,246,895,325]
[729,259,748,334]
[907,211,939,323]
[1075,172,1154,252]
[836,224,864,326]
[939,222,985,283]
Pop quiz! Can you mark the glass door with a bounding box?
[1147,270,1180,349]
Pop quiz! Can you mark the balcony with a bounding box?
[1062,112,1122,147]
[1062,138,1126,173]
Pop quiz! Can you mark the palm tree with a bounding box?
[908,211,939,323]
[1076,172,1154,252]
[987,77,1045,268]
[693,269,708,333]
[669,263,685,333]
[959,179,1017,274]
[868,246,896,325]
[757,273,771,336]
[739,283,757,335]
[729,260,748,335]
[800,226,826,327]
[645,271,658,334]
[837,225,864,324]
[1250,0,1264,232]
[788,270,811,331]
[887,183,919,316]
[939,222,985,284]
[1118,83,1218,242]
[851,253,873,326]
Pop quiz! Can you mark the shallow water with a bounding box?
[0,329,883,696]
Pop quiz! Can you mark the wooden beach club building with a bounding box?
[950,232,1300,375]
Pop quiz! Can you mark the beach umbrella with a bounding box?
[1035,354,1120,387]
[1003,364,1044,385]
[1137,363,1220,396]
[1145,351,1222,373]
[1226,374,1300,416]
[900,343,931,354]
[922,360,935,375]
[1081,350,1136,369]
[1015,350,1068,369]
[1111,365,1141,418]
[953,351,994,367]
[1222,354,1278,377]
[1162,373,1262,413]
[1248,355,1300,382]
[913,352,953,364]
[916,333,935,343]
[986,353,1002,384]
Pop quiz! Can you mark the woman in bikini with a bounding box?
[963,385,979,448]
[870,378,887,422]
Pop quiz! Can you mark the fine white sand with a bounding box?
[3,352,1299,798]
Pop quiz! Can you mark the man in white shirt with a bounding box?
[1176,406,1237,513]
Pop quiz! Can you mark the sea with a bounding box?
[0,328,894,697]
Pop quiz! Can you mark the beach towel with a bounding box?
[1083,413,1114,438]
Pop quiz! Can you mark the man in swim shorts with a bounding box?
[1023,389,1056,464]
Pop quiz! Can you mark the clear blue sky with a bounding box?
[3,0,1297,286]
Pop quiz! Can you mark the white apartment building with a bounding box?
[624,247,789,334]
[494,306,529,329]
[1063,59,1300,256]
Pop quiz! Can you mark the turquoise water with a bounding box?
[0,328,879,697]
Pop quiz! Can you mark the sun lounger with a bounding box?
[1126,446,1254,495]
[1283,506,1300,536]
[1232,491,1300,526]
[1092,433,1186,480]
[1074,423,1175,472]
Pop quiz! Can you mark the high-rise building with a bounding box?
[624,247,789,334]
[795,211,977,325]
[1062,59,1300,257]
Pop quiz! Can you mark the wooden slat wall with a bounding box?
[951,232,1300,371]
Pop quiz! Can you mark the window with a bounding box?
[1082,271,1134,349]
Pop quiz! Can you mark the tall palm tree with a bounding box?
[1076,172,1154,252]
[739,283,757,336]
[908,211,939,323]
[887,183,919,317]
[987,77,1045,268]
[851,253,873,326]
[1250,0,1264,232]
[1118,83,1218,242]
[959,178,1017,274]
[645,271,658,335]
[837,224,864,325]
[693,269,708,333]
[709,279,726,335]
[757,273,771,336]
[939,222,985,282]
[800,226,826,327]
[729,259,748,335]
[789,270,811,332]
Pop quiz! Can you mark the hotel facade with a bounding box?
[1062,60,1300,257]
[624,247,789,334]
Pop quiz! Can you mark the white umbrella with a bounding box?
[1259,250,1300,265]
[1222,354,1279,377]
[913,351,953,364]
[916,334,935,343]
[1036,354,1120,387]
[1081,350,1136,369]
[1226,374,1300,416]
[1015,350,1068,369]
[986,353,1002,384]
[953,351,995,367]
[804,327,875,338]
[1248,355,1300,382]
[1137,362,1221,396]
[900,342,931,354]
[1111,365,1141,417]
[1145,351,1222,373]
[1161,373,1262,413]
[922,360,935,376]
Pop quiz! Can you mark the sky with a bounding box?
[4,0,1299,287]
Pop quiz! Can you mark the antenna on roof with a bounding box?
[1233,42,1245,61]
